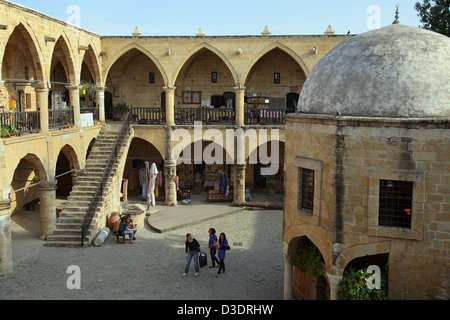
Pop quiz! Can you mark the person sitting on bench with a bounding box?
[124,215,137,244]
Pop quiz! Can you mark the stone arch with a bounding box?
[334,241,392,272]
[0,22,45,82]
[104,43,169,86]
[172,42,239,87]
[55,144,79,198]
[80,44,102,85]
[55,144,81,172]
[241,42,310,85]
[49,35,77,85]
[8,153,48,215]
[284,225,332,272]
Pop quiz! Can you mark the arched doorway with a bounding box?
[286,92,299,113]
[292,236,329,300]
[339,253,389,300]
[244,48,306,118]
[1,23,44,114]
[9,154,48,264]
[124,138,164,201]
[55,145,78,199]
[175,48,236,112]
[48,37,76,128]
[176,140,233,201]
[106,48,165,109]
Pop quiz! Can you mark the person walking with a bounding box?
[183,233,203,276]
[216,233,229,277]
[208,228,220,268]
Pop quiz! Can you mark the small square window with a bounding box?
[298,168,314,213]
[274,73,281,84]
[379,180,413,229]
[149,72,155,84]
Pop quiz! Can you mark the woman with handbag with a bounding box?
[208,228,220,268]
[216,233,229,277]
[183,233,203,276]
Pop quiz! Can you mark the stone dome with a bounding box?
[299,24,450,118]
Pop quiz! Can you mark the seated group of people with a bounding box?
[113,214,138,244]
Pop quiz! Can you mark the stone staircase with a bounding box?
[45,125,132,248]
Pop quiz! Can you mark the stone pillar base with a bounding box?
[39,181,58,240]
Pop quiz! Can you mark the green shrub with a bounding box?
[338,265,388,300]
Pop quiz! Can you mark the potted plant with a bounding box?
[64,105,74,128]
[113,103,129,121]
[9,124,18,137]
[1,126,9,138]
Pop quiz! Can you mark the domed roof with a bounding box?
[299,24,450,118]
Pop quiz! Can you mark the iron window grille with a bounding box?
[379,180,413,229]
[299,168,314,214]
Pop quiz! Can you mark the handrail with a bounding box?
[80,112,131,247]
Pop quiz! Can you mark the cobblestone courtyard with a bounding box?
[0,208,284,300]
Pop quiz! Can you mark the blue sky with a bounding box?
[12,0,422,36]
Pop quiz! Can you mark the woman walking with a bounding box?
[183,233,203,276]
[216,233,229,277]
[208,228,220,268]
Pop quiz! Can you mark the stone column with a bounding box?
[35,86,49,133]
[327,273,343,300]
[284,253,294,300]
[233,164,246,205]
[234,86,246,126]
[0,200,13,276]
[97,86,105,122]
[164,87,176,126]
[66,85,81,127]
[164,160,178,207]
[39,181,58,240]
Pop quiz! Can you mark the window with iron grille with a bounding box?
[298,168,314,214]
[379,180,413,229]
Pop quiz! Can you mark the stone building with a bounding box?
[283,23,450,300]
[0,0,351,275]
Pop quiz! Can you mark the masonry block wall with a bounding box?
[284,114,450,300]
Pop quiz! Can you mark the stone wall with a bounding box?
[284,114,450,300]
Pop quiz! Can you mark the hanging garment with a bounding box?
[147,163,158,207]
[139,168,146,187]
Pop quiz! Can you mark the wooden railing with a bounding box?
[175,108,235,125]
[0,111,40,136]
[131,107,165,125]
[245,108,286,125]
[49,108,74,130]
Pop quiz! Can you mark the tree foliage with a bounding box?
[415,0,450,37]
[338,265,388,300]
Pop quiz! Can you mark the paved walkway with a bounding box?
[1,193,285,300]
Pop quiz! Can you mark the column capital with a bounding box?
[39,180,58,190]
[164,160,177,168]
[234,86,246,92]
[32,82,48,91]
[65,84,80,91]
[163,86,176,92]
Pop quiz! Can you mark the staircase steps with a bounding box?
[45,124,131,248]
